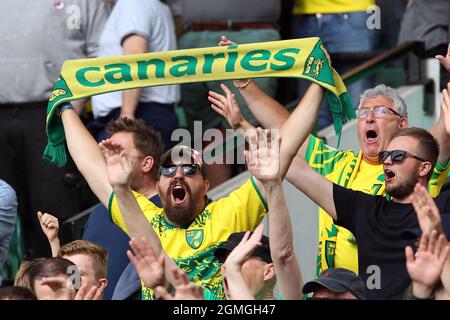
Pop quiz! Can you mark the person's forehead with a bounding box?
[110,132,135,147]
[110,131,133,140]
[63,253,93,267]
[386,135,418,152]
[167,158,194,165]
[361,96,394,108]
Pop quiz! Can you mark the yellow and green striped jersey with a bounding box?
[108,177,267,300]
[305,135,450,276]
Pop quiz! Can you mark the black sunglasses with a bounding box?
[379,150,427,163]
[159,164,203,177]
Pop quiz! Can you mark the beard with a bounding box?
[161,180,198,226]
[386,170,419,200]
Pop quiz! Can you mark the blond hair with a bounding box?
[58,240,108,280]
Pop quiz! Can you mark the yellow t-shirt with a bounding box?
[108,177,267,300]
[293,0,375,15]
[305,135,450,276]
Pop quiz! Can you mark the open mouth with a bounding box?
[171,184,187,205]
[384,168,396,182]
[366,130,378,143]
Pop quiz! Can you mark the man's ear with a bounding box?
[98,278,108,292]
[203,179,210,193]
[263,263,276,281]
[399,117,408,129]
[418,162,432,178]
[141,156,154,173]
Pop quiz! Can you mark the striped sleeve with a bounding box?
[304,134,346,176]
[107,191,160,235]
[210,177,267,232]
[428,159,450,197]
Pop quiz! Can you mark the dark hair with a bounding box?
[391,127,439,181]
[28,257,77,292]
[58,240,108,280]
[107,117,165,180]
[0,286,36,300]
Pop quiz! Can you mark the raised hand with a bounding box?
[224,224,264,271]
[405,231,450,298]
[99,139,132,188]
[441,82,450,135]
[436,44,450,72]
[411,183,444,235]
[127,237,166,289]
[245,128,282,183]
[37,211,59,242]
[73,283,103,300]
[154,267,203,300]
[209,83,246,129]
[218,35,236,47]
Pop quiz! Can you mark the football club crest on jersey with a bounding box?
[325,240,336,268]
[186,229,204,249]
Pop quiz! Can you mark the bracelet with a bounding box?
[233,79,252,89]
[59,104,74,116]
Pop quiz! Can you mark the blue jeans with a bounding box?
[292,12,378,130]
[0,180,17,285]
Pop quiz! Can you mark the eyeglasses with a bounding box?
[356,105,402,119]
[159,164,203,177]
[379,150,427,163]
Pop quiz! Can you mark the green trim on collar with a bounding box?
[250,176,268,212]
[107,191,115,223]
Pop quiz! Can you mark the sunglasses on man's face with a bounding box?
[378,150,426,163]
[159,164,202,177]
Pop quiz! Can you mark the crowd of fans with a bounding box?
[0,0,450,301]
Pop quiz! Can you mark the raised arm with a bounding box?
[405,231,450,299]
[278,83,323,178]
[218,36,290,130]
[208,83,254,132]
[431,82,450,165]
[209,82,325,201]
[99,139,180,281]
[120,34,148,119]
[223,225,265,300]
[37,211,61,257]
[61,107,112,206]
[245,132,303,299]
[410,183,450,295]
[100,139,163,248]
[247,128,337,219]
[218,36,324,160]
[236,80,323,162]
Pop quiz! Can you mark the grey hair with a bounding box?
[358,84,408,117]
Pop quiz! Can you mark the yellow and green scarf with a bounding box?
[44,37,354,167]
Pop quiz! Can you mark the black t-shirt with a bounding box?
[333,184,450,300]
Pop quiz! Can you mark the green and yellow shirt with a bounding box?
[109,177,267,300]
[305,135,450,276]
